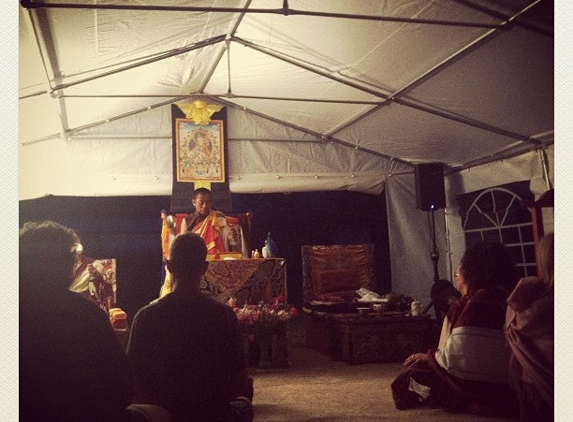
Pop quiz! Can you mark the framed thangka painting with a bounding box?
[175,119,225,182]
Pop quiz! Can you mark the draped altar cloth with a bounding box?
[199,258,287,305]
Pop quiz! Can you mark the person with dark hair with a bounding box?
[506,232,554,422]
[127,232,254,422]
[428,278,461,324]
[391,240,520,418]
[19,220,169,422]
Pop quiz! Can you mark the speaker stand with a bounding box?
[429,209,439,282]
[422,210,441,317]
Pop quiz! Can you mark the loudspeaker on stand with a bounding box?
[414,162,446,211]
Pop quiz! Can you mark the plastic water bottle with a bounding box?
[265,233,278,257]
[411,299,421,316]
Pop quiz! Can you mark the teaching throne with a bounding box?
[302,244,376,305]
[301,244,377,355]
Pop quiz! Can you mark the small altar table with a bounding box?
[304,310,435,364]
[200,258,287,305]
[332,313,434,364]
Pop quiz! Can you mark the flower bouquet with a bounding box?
[227,295,297,337]
[227,296,297,368]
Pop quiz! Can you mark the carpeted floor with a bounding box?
[250,318,517,422]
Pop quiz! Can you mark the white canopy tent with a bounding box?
[18,0,554,305]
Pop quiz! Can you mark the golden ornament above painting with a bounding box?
[177,100,223,125]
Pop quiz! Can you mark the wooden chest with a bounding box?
[331,314,434,364]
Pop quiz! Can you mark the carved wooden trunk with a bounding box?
[332,314,434,364]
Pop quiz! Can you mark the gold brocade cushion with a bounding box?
[302,244,376,302]
[315,269,361,295]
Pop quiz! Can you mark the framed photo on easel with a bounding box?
[175,118,225,183]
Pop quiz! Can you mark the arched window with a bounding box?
[459,183,535,278]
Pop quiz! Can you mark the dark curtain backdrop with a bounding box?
[19,190,391,317]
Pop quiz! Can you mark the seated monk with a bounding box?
[160,187,243,297]
[68,243,115,311]
[180,187,244,258]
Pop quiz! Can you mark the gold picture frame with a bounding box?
[175,118,225,182]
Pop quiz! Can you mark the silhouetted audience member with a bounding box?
[506,232,554,422]
[20,220,169,422]
[127,232,254,422]
[392,240,520,418]
[428,278,461,324]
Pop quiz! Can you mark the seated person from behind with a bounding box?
[127,232,254,422]
[505,232,554,422]
[19,220,168,422]
[180,187,242,257]
[429,277,461,324]
[391,240,520,418]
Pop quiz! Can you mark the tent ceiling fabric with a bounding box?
[19,0,554,199]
